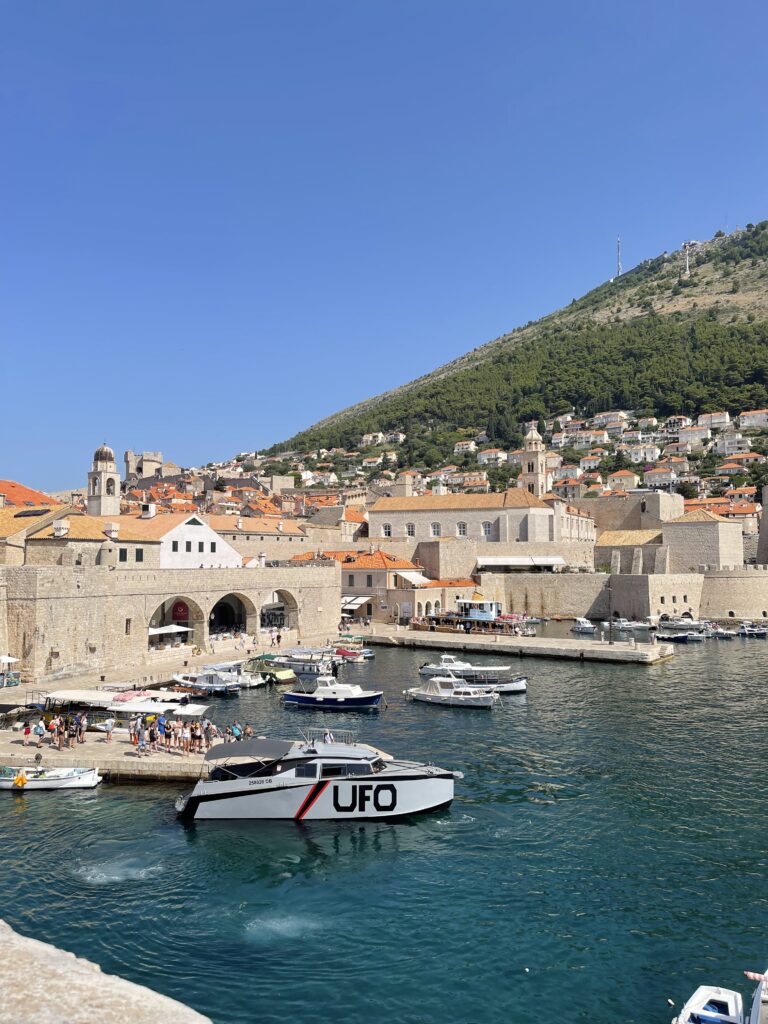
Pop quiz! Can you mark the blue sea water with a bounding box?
[3,637,768,1024]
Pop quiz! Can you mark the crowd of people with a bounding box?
[21,712,258,756]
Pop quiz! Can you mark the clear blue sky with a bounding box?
[2,0,767,489]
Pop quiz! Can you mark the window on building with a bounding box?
[527,462,534,473]
[431,522,441,537]
[683,594,687,603]
[366,574,373,588]
[482,521,492,539]
[348,574,354,587]
[211,542,217,553]
[528,484,534,494]
[118,548,127,563]
[366,603,373,616]
[185,541,192,553]
[457,521,467,537]
[198,542,204,553]
[125,618,131,636]
[672,595,677,603]
[406,522,415,537]
[382,523,392,538]
[660,596,665,604]
[172,540,179,552]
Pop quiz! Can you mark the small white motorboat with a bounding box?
[481,676,528,695]
[0,765,102,790]
[672,966,768,1024]
[418,653,514,683]
[175,729,461,821]
[404,674,500,709]
[737,621,768,638]
[571,617,597,634]
[601,617,651,631]
[283,675,383,710]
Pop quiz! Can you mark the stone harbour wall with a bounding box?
[1,563,339,685]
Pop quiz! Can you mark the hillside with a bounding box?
[266,221,768,458]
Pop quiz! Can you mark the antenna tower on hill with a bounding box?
[616,236,622,278]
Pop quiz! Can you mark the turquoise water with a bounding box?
[3,639,768,1023]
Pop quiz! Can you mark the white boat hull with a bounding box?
[179,766,454,821]
[0,767,102,790]
[406,689,498,708]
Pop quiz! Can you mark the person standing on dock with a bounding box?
[103,716,115,743]
[34,719,45,748]
[78,713,88,743]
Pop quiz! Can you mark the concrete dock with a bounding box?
[366,626,674,664]
[0,730,207,784]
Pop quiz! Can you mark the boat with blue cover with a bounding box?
[282,675,383,711]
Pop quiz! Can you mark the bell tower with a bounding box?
[517,424,550,497]
[87,443,121,516]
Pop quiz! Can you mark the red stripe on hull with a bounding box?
[294,780,329,821]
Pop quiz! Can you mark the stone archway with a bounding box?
[209,592,257,636]
[149,595,205,649]
[260,590,299,630]
[425,601,433,616]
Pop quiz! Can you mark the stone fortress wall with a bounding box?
[1,562,339,685]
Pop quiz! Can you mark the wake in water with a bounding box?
[73,855,165,885]
[244,912,327,946]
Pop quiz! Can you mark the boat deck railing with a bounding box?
[301,726,356,746]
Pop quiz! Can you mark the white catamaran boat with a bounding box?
[405,674,500,709]
[418,653,515,683]
[175,730,461,821]
[672,967,768,1024]
[0,766,102,790]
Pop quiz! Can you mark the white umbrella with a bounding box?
[0,655,19,665]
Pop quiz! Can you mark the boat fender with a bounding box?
[13,772,27,788]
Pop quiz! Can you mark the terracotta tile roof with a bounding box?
[0,480,61,507]
[204,515,305,536]
[30,512,189,542]
[291,548,417,570]
[0,505,69,540]
[342,506,367,524]
[596,529,663,546]
[370,488,550,512]
[669,509,729,524]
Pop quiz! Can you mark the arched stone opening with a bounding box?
[106,478,115,496]
[149,596,205,650]
[434,600,441,613]
[260,590,299,631]
[416,602,423,617]
[425,601,433,616]
[209,592,257,636]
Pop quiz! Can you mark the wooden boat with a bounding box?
[0,765,102,790]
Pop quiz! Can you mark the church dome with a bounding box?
[93,443,115,463]
[524,425,542,441]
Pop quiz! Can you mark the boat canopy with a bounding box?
[205,738,294,762]
[106,699,210,716]
[44,689,117,708]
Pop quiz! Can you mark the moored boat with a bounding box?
[418,653,514,683]
[672,966,768,1024]
[0,765,102,790]
[283,675,383,710]
[405,674,500,709]
[175,730,461,821]
[571,617,597,634]
[171,671,241,697]
[738,621,768,638]
[480,676,528,695]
